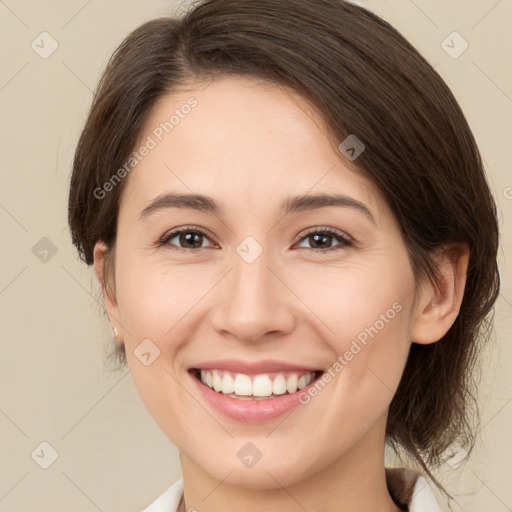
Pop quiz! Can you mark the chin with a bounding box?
[193,448,319,490]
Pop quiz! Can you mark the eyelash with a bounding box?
[157,225,353,254]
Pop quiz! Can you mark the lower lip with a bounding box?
[189,371,321,423]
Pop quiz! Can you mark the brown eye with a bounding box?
[159,227,215,252]
[296,228,352,251]
[177,231,204,249]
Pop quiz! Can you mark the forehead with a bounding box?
[120,76,390,226]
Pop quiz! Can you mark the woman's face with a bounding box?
[99,76,421,487]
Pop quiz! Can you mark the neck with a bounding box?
[178,414,401,512]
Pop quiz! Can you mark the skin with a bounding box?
[93,76,469,512]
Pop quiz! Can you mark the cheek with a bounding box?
[115,257,211,343]
[293,265,413,412]
[289,261,412,345]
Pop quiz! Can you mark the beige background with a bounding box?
[0,0,511,510]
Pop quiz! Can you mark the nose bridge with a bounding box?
[232,242,273,305]
[212,238,295,342]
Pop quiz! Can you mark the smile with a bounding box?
[196,369,318,399]
[188,361,324,422]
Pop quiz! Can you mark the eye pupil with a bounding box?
[181,232,203,248]
[310,233,330,248]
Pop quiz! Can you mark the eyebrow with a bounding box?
[138,192,375,224]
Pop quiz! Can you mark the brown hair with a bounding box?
[67,0,500,503]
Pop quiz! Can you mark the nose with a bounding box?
[210,247,296,345]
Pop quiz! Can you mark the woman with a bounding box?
[67,0,500,510]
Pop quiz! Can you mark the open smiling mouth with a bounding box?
[189,368,324,400]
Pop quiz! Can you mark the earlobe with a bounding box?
[93,241,122,342]
[411,242,470,344]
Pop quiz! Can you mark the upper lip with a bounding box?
[190,359,322,374]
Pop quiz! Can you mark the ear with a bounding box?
[411,242,470,344]
[93,241,123,344]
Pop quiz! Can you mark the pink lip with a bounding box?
[187,367,322,424]
[191,359,320,374]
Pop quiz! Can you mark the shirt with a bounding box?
[140,467,441,512]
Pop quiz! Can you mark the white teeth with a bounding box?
[234,373,253,395]
[221,373,235,394]
[297,375,307,390]
[286,374,298,394]
[198,370,317,397]
[212,370,222,392]
[272,374,287,395]
[252,375,273,397]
